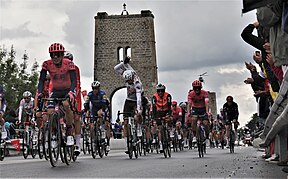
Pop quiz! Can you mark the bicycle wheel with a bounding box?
[230,131,235,153]
[48,113,61,167]
[22,131,29,159]
[43,123,50,160]
[64,144,73,165]
[138,136,142,156]
[31,129,37,159]
[82,127,87,154]
[161,128,167,158]
[97,129,104,158]
[0,139,5,161]
[166,129,171,158]
[127,124,133,159]
[38,128,44,159]
[90,127,97,159]
[188,130,193,150]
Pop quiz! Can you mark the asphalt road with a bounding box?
[0,146,287,178]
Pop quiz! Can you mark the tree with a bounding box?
[0,45,39,116]
[245,113,259,135]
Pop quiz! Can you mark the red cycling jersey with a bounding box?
[42,58,75,90]
[172,106,182,120]
[187,90,209,108]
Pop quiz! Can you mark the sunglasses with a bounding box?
[157,89,165,93]
[50,52,63,58]
[193,87,201,91]
[92,87,99,90]
[24,97,30,99]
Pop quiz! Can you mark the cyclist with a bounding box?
[114,56,141,83]
[84,81,111,151]
[151,83,172,153]
[222,95,239,147]
[171,100,183,143]
[120,70,143,154]
[37,43,76,146]
[18,91,35,124]
[186,80,210,144]
[64,51,82,155]
[142,91,152,151]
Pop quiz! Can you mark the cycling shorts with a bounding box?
[153,110,169,126]
[48,89,70,109]
[123,99,136,118]
[191,107,208,120]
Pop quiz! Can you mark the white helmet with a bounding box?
[123,70,134,81]
[23,91,32,98]
[91,81,100,88]
[64,51,73,61]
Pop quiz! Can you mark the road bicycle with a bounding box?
[117,111,140,159]
[42,97,74,167]
[192,114,207,158]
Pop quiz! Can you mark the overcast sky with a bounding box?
[1,0,259,126]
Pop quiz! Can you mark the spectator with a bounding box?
[114,119,123,139]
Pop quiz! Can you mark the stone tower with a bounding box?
[94,9,158,100]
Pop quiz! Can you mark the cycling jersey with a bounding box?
[18,98,34,122]
[171,106,182,121]
[187,89,209,108]
[152,92,172,116]
[223,101,239,121]
[126,80,142,111]
[84,90,109,116]
[38,58,76,93]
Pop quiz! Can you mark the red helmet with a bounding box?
[49,43,65,53]
[172,100,177,105]
[192,80,202,87]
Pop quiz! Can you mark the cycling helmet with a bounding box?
[226,95,233,101]
[64,51,73,61]
[179,102,186,108]
[23,91,32,98]
[172,100,177,105]
[123,70,134,81]
[49,43,65,53]
[156,83,166,90]
[192,80,202,88]
[91,81,101,88]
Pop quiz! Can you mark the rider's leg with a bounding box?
[63,100,74,145]
[74,113,81,154]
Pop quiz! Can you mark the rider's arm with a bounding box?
[204,91,209,114]
[167,94,172,115]
[234,103,239,120]
[18,100,23,123]
[37,69,47,93]
[135,82,142,112]
[151,96,157,117]
[83,94,90,112]
[69,70,77,93]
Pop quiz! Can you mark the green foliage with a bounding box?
[245,113,259,133]
[0,45,39,116]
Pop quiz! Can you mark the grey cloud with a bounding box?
[1,22,42,40]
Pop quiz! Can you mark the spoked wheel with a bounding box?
[82,127,90,155]
[37,128,44,159]
[22,132,29,159]
[126,125,133,159]
[72,145,77,162]
[197,141,204,158]
[0,140,6,161]
[43,125,50,160]
[138,137,142,156]
[166,129,171,158]
[64,145,73,165]
[90,127,97,159]
[31,128,38,159]
[97,132,104,158]
[134,141,139,159]
[162,130,167,158]
[60,146,65,163]
[188,131,193,150]
[48,113,61,167]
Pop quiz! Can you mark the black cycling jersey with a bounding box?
[223,101,239,121]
